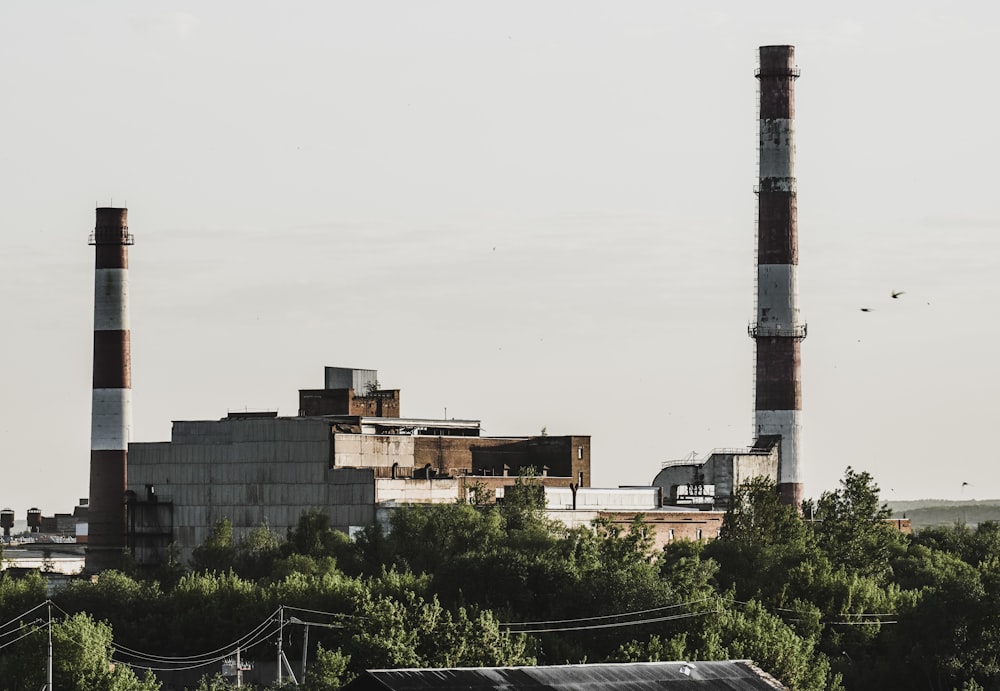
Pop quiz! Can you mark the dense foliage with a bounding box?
[2,467,999,690]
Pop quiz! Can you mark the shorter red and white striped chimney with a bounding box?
[86,207,133,572]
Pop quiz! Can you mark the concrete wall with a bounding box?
[329,468,377,533]
[334,433,415,470]
[129,418,336,560]
[731,452,779,497]
[546,487,661,511]
[410,435,589,483]
[325,367,377,392]
[299,389,401,417]
[652,447,778,508]
[374,478,460,504]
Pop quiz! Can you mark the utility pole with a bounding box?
[47,601,53,691]
[277,606,284,685]
[300,623,310,685]
[236,646,242,688]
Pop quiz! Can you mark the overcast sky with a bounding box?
[2,2,998,517]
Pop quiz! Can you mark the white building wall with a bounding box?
[375,478,460,504]
[333,433,415,469]
[545,487,661,511]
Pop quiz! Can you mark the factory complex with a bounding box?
[1,45,817,574]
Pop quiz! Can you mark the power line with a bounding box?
[0,601,50,635]
[721,597,899,625]
[505,609,716,634]
[499,598,713,628]
[116,622,281,672]
[282,604,361,620]
[0,620,45,652]
[114,608,280,663]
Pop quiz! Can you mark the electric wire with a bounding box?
[0,601,50,635]
[115,622,281,672]
[282,604,359,621]
[499,597,713,628]
[3,592,900,669]
[50,601,284,666]
[721,596,899,625]
[0,620,44,652]
[505,609,716,634]
[113,608,281,663]
[35,610,274,675]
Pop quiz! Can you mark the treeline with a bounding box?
[1,468,999,690]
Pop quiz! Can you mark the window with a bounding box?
[696,528,703,541]
[577,446,583,460]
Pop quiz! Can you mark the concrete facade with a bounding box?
[650,438,780,510]
[126,382,591,565]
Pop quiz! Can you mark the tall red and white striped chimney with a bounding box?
[752,46,806,507]
[86,206,133,572]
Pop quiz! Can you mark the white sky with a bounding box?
[2,2,998,517]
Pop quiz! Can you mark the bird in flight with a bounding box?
[860,308,874,312]
[891,290,905,299]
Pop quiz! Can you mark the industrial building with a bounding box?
[543,486,725,548]
[88,46,811,568]
[126,367,592,565]
[652,438,780,511]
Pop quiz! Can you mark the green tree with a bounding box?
[190,672,244,690]
[875,545,1000,690]
[0,612,161,691]
[235,521,282,580]
[346,586,532,670]
[0,571,47,623]
[812,467,905,579]
[707,476,817,602]
[303,644,354,691]
[498,468,549,536]
[659,539,718,603]
[191,518,237,573]
[691,600,843,691]
[717,476,809,547]
[359,502,504,577]
[54,570,164,652]
[284,509,361,575]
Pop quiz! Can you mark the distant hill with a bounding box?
[887,499,1000,531]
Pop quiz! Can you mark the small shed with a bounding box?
[342,660,789,691]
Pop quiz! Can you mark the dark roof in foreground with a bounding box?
[343,661,789,691]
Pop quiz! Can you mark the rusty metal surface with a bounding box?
[755,340,802,410]
[349,661,789,690]
[778,482,804,509]
[92,330,131,388]
[87,449,127,556]
[757,191,797,264]
[91,207,132,245]
[757,45,797,120]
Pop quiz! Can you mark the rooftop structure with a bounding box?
[343,661,789,691]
